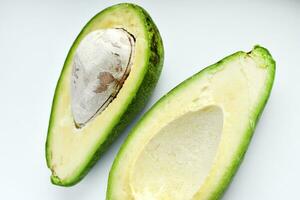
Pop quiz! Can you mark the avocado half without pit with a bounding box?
[107,46,275,200]
[45,3,164,186]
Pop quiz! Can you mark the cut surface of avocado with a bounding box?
[107,46,275,200]
[45,3,164,186]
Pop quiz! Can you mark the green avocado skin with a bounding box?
[107,46,275,199]
[46,3,164,186]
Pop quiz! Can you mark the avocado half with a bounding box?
[45,3,164,186]
[107,46,275,199]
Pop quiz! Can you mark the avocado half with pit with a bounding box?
[107,46,275,200]
[45,3,164,186]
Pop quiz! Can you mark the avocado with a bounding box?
[107,46,275,200]
[45,3,164,186]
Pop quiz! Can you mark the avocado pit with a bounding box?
[71,28,135,128]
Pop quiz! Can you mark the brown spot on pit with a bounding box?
[115,65,122,72]
[94,72,116,93]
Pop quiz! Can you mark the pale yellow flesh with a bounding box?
[48,8,148,180]
[131,106,223,199]
[110,54,268,200]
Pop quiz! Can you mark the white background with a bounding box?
[0,0,299,199]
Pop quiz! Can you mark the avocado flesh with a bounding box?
[45,3,164,186]
[107,46,275,200]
